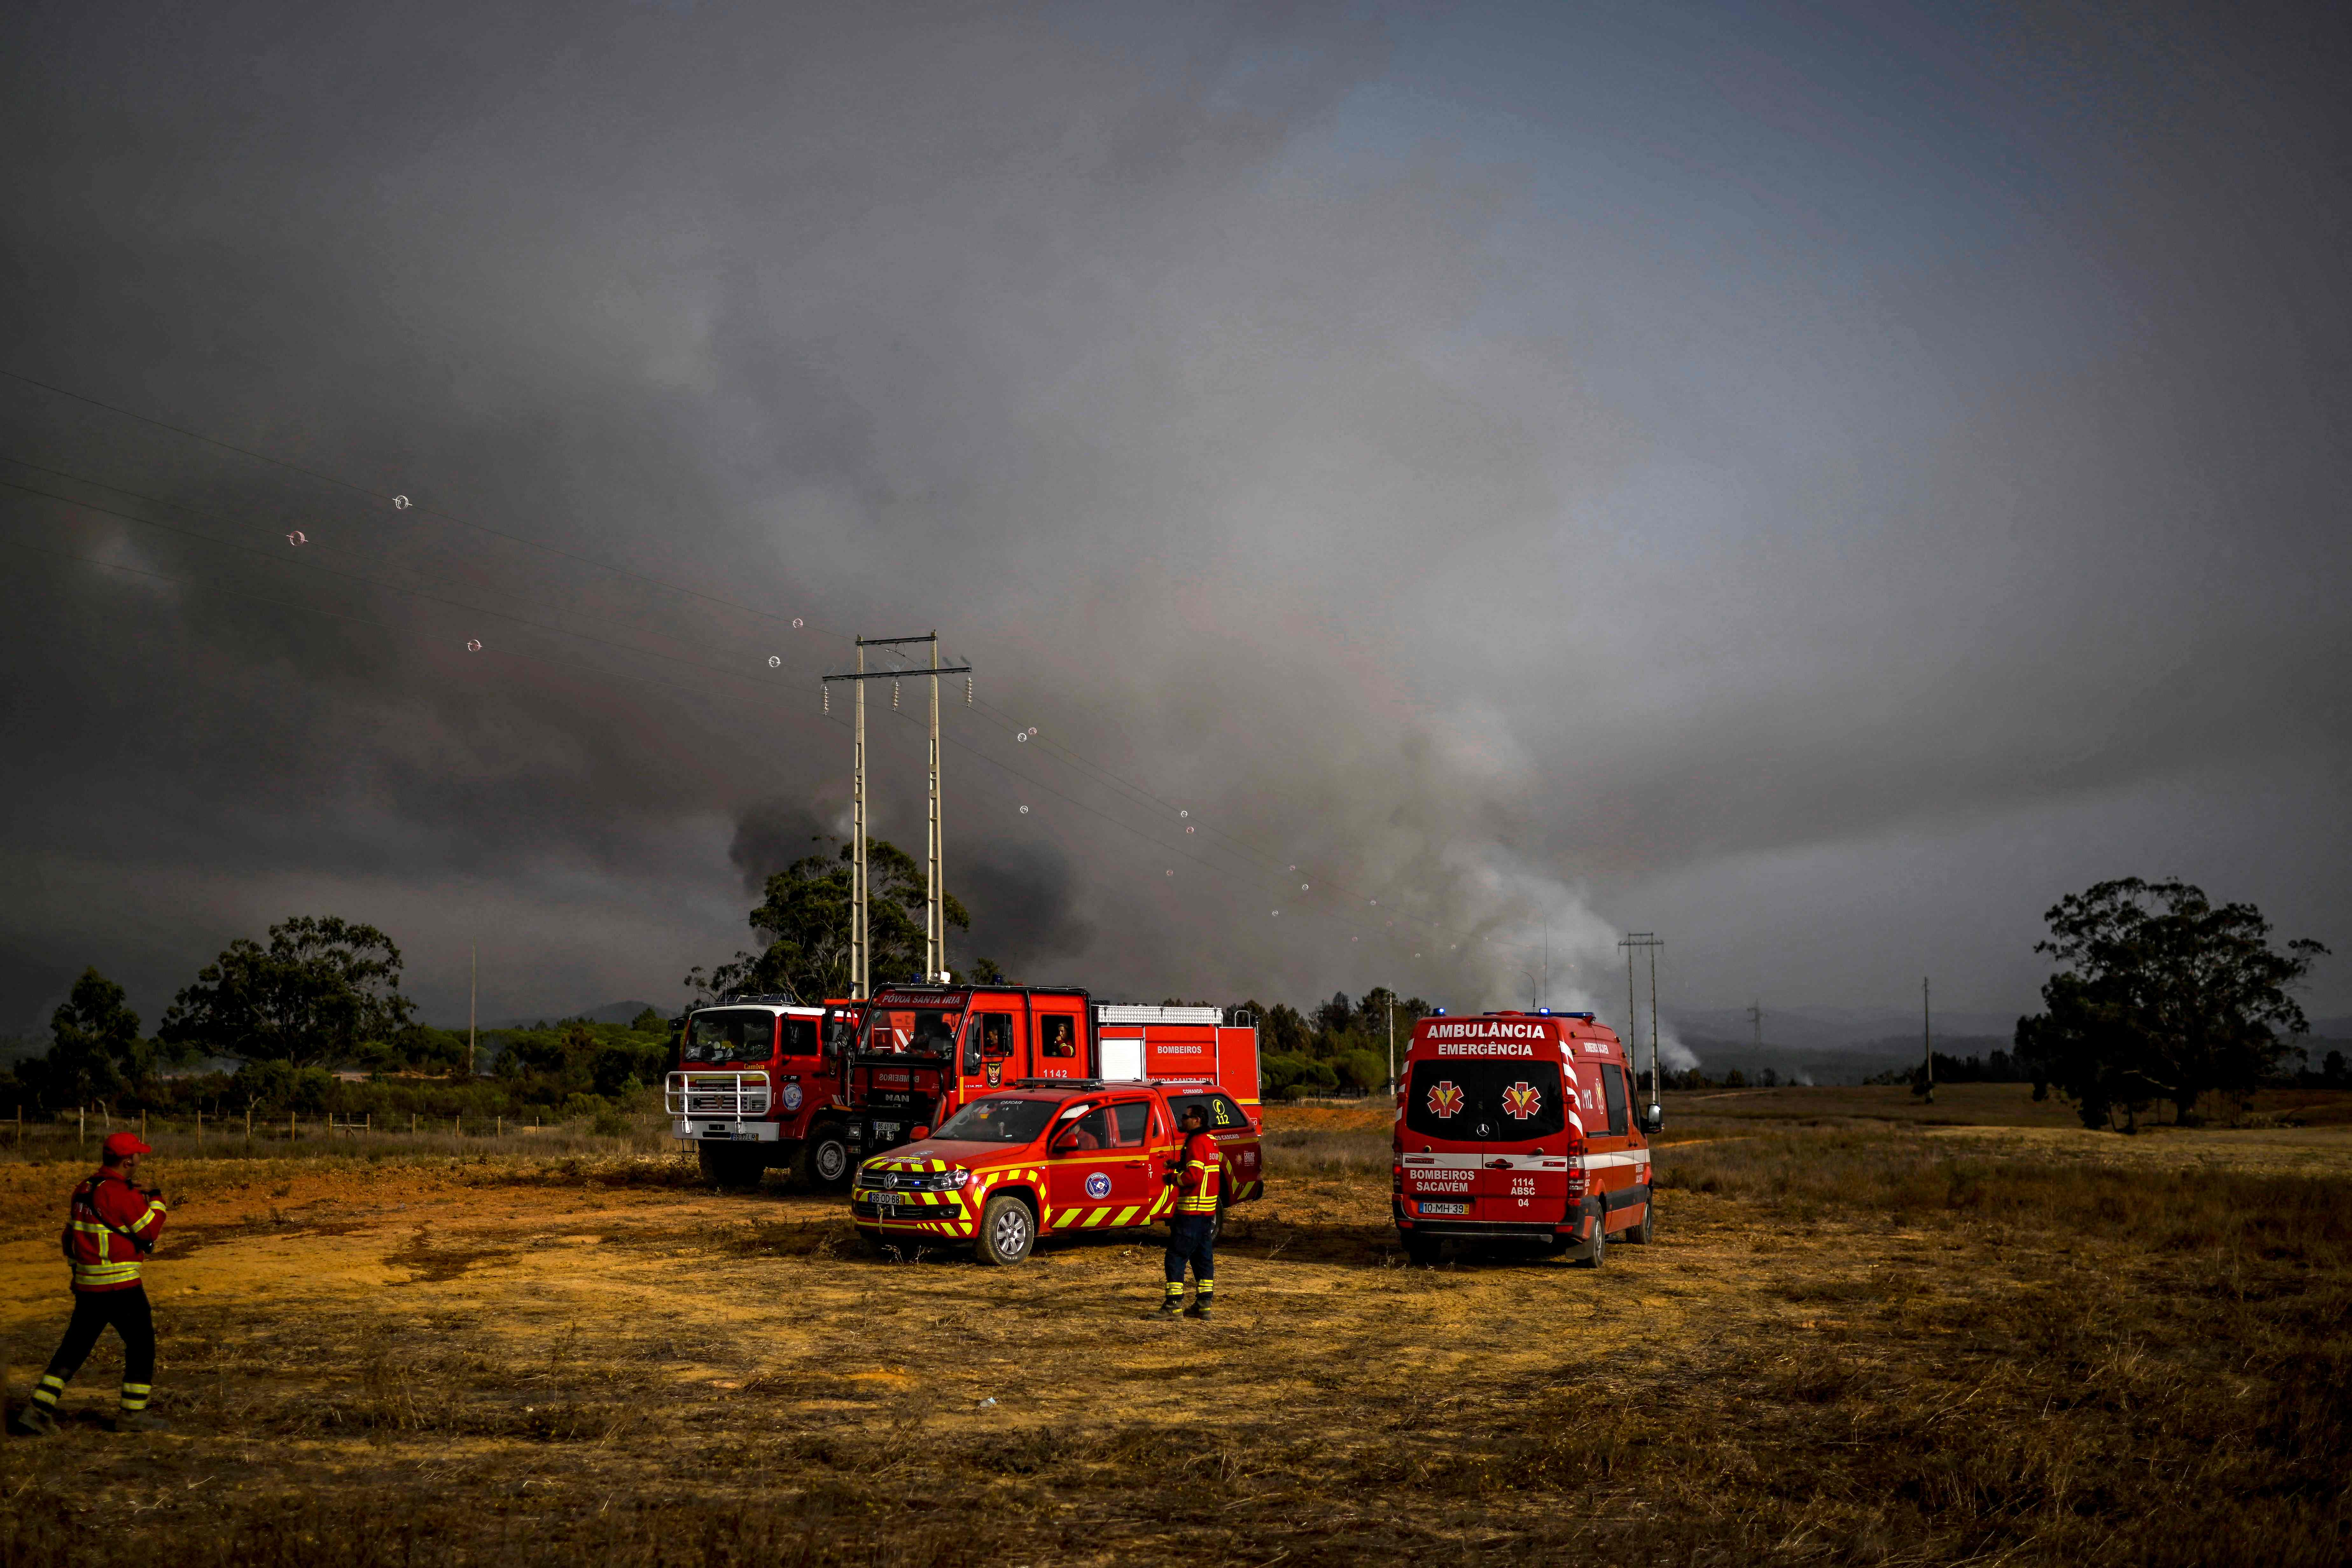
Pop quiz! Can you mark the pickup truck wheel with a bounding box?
[1404,1231,1441,1267]
[698,1142,765,1190]
[974,1194,1036,1266]
[796,1124,854,1191]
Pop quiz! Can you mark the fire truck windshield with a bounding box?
[860,1007,964,1057]
[683,1009,777,1065]
[1405,1061,1567,1141]
[932,1096,1059,1144]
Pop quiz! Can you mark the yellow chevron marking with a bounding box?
[1113,1205,1140,1226]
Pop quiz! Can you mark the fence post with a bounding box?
[79,1107,85,1146]
[290,1111,297,1143]
[197,1108,203,1147]
[246,1106,253,1142]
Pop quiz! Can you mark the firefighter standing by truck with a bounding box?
[11,1132,168,1436]
[1152,1104,1223,1320]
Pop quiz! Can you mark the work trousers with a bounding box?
[42,1286,156,1398]
[1163,1214,1215,1297]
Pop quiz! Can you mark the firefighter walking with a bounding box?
[11,1132,169,1436]
[1153,1104,1222,1320]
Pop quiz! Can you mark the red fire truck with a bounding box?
[665,995,865,1188]
[843,986,1260,1160]
[1392,1008,1660,1266]
[852,1078,1264,1263]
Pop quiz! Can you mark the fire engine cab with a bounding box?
[1393,1009,1661,1266]
[844,986,1259,1160]
[665,996,865,1189]
[852,1079,1264,1264]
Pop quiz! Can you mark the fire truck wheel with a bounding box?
[974,1194,1036,1266]
[698,1142,766,1190]
[797,1125,854,1190]
[1576,1224,1608,1269]
[1404,1231,1442,1267]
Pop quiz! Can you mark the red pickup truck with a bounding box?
[852,1079,1264,1264]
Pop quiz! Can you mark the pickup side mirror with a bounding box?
[1640,1104,1664,1137]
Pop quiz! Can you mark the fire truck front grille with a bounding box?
[664,1073,770,1118]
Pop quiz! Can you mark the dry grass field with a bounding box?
[2,1086,2347,1566]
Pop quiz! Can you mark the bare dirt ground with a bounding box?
[2,1090,2347,1566]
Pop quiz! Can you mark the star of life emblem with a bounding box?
[1426,1080,1464,1118]
[1502,1081,1543,1120]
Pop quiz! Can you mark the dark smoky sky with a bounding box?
[2,1,2346,1047]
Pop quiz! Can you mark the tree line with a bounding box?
[2,915,679,1125]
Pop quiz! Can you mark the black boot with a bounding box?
[1183,1293,1212,1320]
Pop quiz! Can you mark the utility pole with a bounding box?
[822,634,972,995]
[926,637,944,981]
[1750,1000,1762,1080]
[854,642,866,997]
[468,943,478,1077]
[1922,975,1934,1104]
[1619,933,1664,1112]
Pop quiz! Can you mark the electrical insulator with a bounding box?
[823,686,830,714]
[965,676,973,706]
[892,680,900,710]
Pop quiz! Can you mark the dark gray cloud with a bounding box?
[1,1,2344,1042]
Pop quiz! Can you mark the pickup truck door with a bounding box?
[1045,1098,1160,1229]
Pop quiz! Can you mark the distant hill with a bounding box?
[1672,1022,2017,1086]
[1669,1005,2019,1053]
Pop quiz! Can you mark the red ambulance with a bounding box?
[665,996,865,1189]
[1392,1009,1659,1266]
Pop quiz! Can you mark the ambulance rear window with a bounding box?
[1405,1062,1566,1141]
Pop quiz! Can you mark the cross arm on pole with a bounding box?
[822,664,972,682]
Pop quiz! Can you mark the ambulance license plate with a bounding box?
[1419,1201,1469,1215]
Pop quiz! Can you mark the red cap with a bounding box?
[103,1132,152,1159]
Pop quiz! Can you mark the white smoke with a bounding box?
[1435,844,1699,1070]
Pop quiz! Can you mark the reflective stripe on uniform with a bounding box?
[72,1260,142,1286]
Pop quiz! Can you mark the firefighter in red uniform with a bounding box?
[1152,1104,1223,1320]
[11,1132,169,1435]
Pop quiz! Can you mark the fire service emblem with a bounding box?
[1084,1171,1113,1200]
[1501,1081,1543,1120]
[1426,1080,1464,1119]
